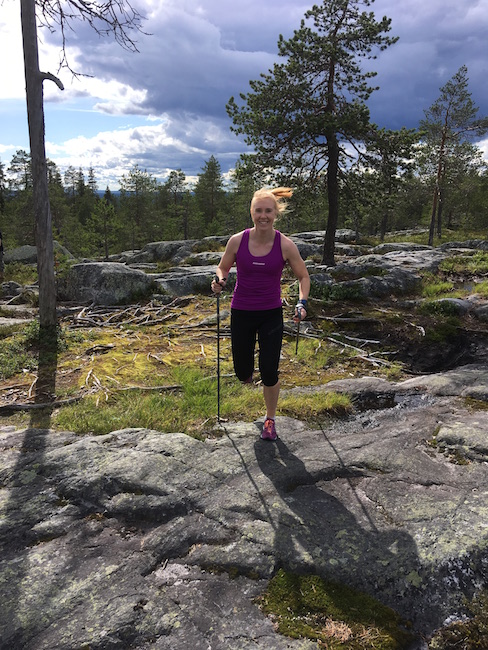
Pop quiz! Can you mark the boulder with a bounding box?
[428,297,472,315]
[310,263,421,298]
[152,265,235,296]
[372,242,433,254]
[4,241,73,265]
[439,239,488,251]
[474,304,488,322]
[4,244,38,264]
[292,229,359,244]
[354,249,447,272]
[57,262,156,305]
[125,240,197,265]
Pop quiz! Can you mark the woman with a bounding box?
[211,187,310,441]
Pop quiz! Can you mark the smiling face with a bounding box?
[250,197,278,230]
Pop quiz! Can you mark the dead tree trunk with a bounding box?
[20,0,63,328]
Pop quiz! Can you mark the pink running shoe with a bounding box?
[261,418,277,441]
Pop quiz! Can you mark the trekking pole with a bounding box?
[295,301,305,355]
[295,316,300,355]
[216,290,221,422]
[214,275,226,423]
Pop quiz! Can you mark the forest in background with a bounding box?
[0,140,486,261]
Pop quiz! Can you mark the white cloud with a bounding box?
[1,0,487,190]
[44,113,242,189]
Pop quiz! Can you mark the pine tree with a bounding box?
[194,156,226,235]
[227,0,397,265]
[420,65,488,245]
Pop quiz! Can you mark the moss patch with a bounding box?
[257,569,414,649]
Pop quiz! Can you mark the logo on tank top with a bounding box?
[252,262,265,266]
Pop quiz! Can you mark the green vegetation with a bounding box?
[421,276,457,299]
[0,320,83,380]
[474,281,488,297]
[1,138,487,264]
[311,281,364,302]
[428,591,488,649]
[439,251,488,275]
[422,316,460,342]
[3,261,38,285]
[257,569,413,649]
[280,390,352,419]
[53,373,352,438]
[0,323,39,379]
[381,230,486,248]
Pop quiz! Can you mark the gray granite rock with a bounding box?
[2,365,488,648]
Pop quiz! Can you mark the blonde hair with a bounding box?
[251,187,293,216]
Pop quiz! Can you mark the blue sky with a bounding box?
[1,0,487,190]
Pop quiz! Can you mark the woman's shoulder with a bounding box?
[278,231,296,248]
[279,232,301,260]
[225,230,247,253]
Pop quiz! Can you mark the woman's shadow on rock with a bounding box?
[253,432,422,627]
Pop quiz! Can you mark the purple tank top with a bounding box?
[231,229,285,310]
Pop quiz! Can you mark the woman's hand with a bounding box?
[211,275,227,294]
[294,301,307,322]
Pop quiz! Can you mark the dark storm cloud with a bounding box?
[367,0,488,129]
[42,0,488,180]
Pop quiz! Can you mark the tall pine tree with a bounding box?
[227,0,397,265]
[420,65,488,245]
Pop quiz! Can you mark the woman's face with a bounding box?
[251,197,277,229]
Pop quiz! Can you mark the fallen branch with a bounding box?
[0,395,83,413]
[317,315,381,325]
[117,384,182,392]
[326,336,390,366]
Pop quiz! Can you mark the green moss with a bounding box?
[279,391,352,420]
[464,398,488,411]
[257,569,414,649]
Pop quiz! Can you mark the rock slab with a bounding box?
[2,365,488,648]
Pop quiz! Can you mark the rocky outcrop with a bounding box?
[2,364,488,649]
[2,236,488,319]
[56,262,157,305]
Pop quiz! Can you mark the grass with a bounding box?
[473,281,488,297]
[439,251,488,275]
[280,390,352,419]
[52,370,353,438]
[421,279,458,299]
[257,569,413,649]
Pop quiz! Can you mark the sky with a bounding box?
[0,0,487,191]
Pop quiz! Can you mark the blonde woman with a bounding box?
[211,187,310,440]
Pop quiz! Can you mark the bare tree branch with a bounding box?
[41,70,64,89]
[36,0,148,74]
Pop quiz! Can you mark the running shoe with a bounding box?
[261,418,277,441]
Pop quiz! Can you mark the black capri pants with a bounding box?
[231,307,284,387]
